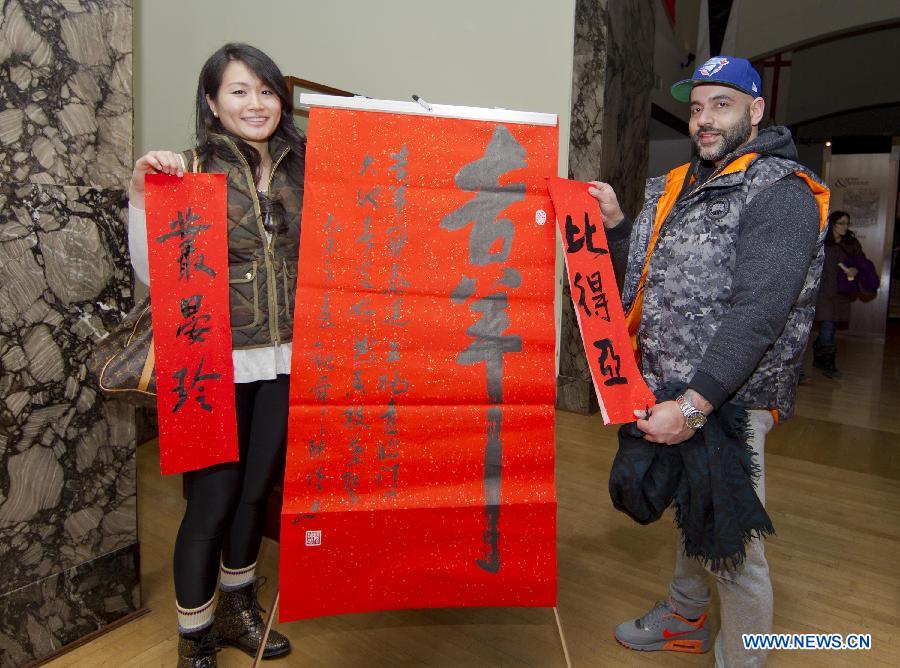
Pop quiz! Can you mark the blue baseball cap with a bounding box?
[671,56,762,102]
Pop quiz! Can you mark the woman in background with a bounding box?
[813,210,864,379]
[128,43,304,667]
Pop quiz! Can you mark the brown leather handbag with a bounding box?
[89,295,156,407]
[90,151,204,406]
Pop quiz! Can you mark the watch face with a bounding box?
[686,413,706,429]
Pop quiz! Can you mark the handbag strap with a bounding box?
[138,341,155,393]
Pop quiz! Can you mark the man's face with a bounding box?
[688,84,762,164]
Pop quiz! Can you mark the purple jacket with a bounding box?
[837,254,879,295]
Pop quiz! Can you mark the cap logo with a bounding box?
[698,57,729,77]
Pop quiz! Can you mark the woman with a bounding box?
[128,43,304,667]
[813,210,863,379]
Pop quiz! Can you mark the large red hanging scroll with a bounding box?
[547,177,655,424]
[145,173,238,475]
[281,103,558,621]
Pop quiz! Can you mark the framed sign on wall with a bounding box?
[285,77,354,135]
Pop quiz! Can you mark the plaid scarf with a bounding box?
[608,384,775,571]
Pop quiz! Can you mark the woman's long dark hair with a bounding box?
[195,43,305,186]
[824,209,861,254]
[825,210,850,246]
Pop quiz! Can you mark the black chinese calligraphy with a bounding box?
[376,367,408,498]
[309,418,326,458]
[309,375,330,402]
[304,409,327,513]
[357,216,374,251]
[176,294,212,344]
[441,125,529,574]
[456,293,522,404]
[155,207,217,281]
[171,355,221,412]
[318,294,334,329]
[564,210,608,255]
[475,407,502,573]
[358,154,376,176]
[388,145,408,182]
[341,405,369,506]
[593,338,628,386]
[357,185,381,209]
[573,270,611,321]
[310,340,335,372]
[440,126,525,266]
[380,400,398,436]
[350,298,375,320]
[321,214,341,285]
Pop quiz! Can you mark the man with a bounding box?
[590,56,828,666]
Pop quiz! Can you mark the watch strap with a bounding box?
[676,394,707,429]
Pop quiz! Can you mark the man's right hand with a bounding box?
[129,150,185,210]
[587,181,625,228]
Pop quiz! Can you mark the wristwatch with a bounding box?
[676,394,707,430]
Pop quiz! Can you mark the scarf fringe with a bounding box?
[674,512,777,572]
[671,404,775,572]
[734,408,764,486]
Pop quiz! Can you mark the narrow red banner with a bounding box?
[547,177,656,424]
[145,173,238,475]
[281,107,558,621]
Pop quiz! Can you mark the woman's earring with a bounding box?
[213,112,218,118]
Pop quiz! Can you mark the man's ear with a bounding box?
[750,97,765,127]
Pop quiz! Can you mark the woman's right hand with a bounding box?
[129,150,185,209]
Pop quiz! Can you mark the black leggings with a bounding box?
[173,375,290,607]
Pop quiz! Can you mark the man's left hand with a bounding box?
[634,401,694,445]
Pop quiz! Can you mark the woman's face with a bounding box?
[832,216,849,240]
[207,60,281,152]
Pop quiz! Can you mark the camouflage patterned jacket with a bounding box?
[183,134,303,349]
[611,127,829,418]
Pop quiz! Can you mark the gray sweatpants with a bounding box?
[669,409,775,668]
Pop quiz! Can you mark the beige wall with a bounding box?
[134,0,575,175]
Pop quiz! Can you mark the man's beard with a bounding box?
[693,108,752,163]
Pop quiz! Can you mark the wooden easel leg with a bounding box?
[554,606,573,668]
[251,589,280,667]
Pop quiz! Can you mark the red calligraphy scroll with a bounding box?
[281,106,558,621]
[547,177,655,424]
[145,173,238,475]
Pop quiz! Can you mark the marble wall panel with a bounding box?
[0,0,133,188]
[568,0,607,184]
[0,0,137,662]
[568,0,654,200]
[598,0,655,217]
[0,542,140,666]
[0,184,136,594]
[559,0,654,413]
